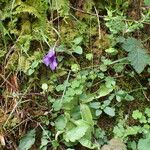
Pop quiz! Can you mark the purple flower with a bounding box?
[43,48,58,70]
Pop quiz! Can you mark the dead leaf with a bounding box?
[101,138,127,150]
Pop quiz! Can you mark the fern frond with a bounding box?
[13,3,41,18]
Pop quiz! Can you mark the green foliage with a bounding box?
[65,122,89,142]
[1,0,150,150]
[103,107,115,117]
[144,0,150,6]
[132,108,150,124]
[18,129,36,150]
[51,0,70,16]
[138,133,150,150]
[40,130,51,150]
[119,37,150,73]
[105,10,126,34]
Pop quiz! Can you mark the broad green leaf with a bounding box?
[52,100,62,111]
[122,37,149,73]
[145,108,150,117]
[73,46,83,54]
[96,84,114,98]
[104,107,115,117]
[79,138,97,149]
[65,125,88,142]
[80,93,96,103]
[55,115,67,131]
[122,37,142,52]
[80,104,94,126]
[40,130,51,150]
[18,129,36,150]
[90,102,101,109]
[144,0,150,6]
[73,37,83,45]
[95,110,102,116]
[138,135,150,150]
[81,84,113,103]
[128,47,149,73]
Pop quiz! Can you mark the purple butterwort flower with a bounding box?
[43,48,58,70]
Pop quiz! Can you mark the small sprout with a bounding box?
[42,83,48,91]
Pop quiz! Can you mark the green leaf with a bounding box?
[132,110,142,119]
[100,64,107,72]
[121,37,149,73]
[144,0,150,6]
[128,47,149,73]
[28,69,34,76]
[73,37,83,45]
[0,50,6,58]
[52,100,62,111]
[86,53,93,61]
[79,138,97,149]
[95,110,102,116]
[145,108,150,117]
[55,115,67,131]
[138,135,150,150]
[80,104,94,126]
[73,46,83,54]
[65,125,89,142]
[105,48,117,53]
[90,102,101,109]
[104,107,115,117]
[96,84,114,98]
[18,129,36,150]
[71,64,80,72]
[40,130,51,150]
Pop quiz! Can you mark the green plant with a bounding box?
[1,0,150,150]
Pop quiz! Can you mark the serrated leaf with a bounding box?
[65,125,88,142]
[80,104,94,126]
[18,129,36,150]
[122,37,142,52]
[128,47,149,73]
[121,37,149,73]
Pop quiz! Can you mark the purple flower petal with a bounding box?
[49,60,57,70]
[43,56,50,66]
[47,49,55,58]
[43,48,58,71]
